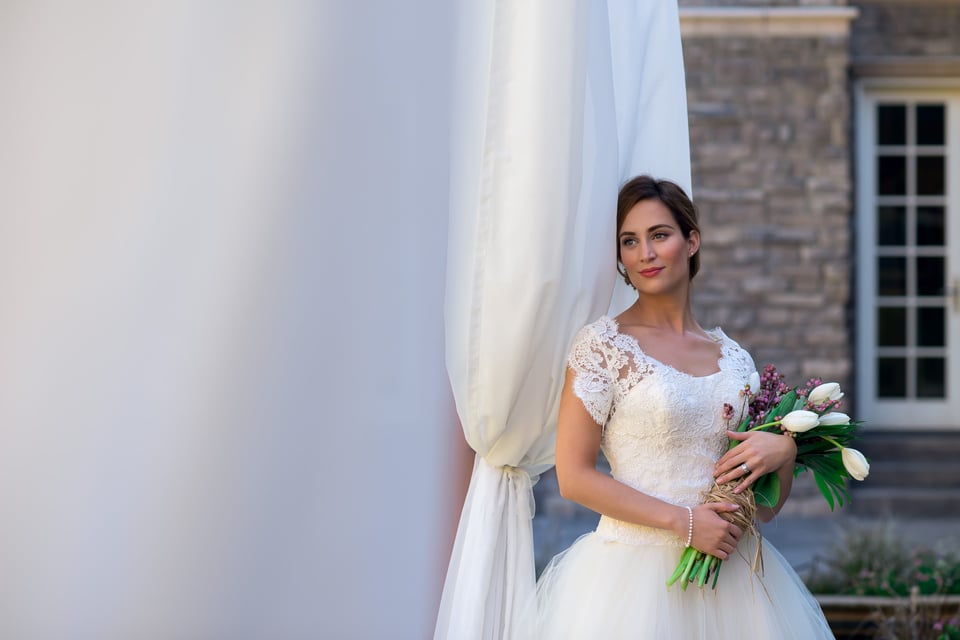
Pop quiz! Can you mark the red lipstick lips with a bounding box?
[639,267,663,277]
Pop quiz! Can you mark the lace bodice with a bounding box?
[567,316,757,547]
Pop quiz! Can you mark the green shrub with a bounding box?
[805,523,960,597]
[804,523,960,639]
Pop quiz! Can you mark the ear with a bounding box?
[687,230,700,257]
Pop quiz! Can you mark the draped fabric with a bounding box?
[437,1,691,638]
[1,2,457,637]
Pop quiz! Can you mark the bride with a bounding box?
[529,175,834,638]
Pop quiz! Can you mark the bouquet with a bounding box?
[666,365,870,590]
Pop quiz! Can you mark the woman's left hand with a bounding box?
[714,430,797,493]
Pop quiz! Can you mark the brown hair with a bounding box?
[616,175,700,285]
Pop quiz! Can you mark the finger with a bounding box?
[705,502,741,513]
[714,461,743,480]
[718,460,753,484]
[715,442,742,467]
[716,467,740,484]
[715,440,747,469]
[726,429,749,441]
[733,473,756,493]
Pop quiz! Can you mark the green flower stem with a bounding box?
[666,547,695,587]
[710,557,722,589]
[819,434,844,449]
[696,554,712,586]
[680,550,701,589]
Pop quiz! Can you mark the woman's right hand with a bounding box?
[690,503,743,559]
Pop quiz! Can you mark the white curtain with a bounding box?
[0,2,457,638]
[437,1,691,638]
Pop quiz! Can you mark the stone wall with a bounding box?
[684,34,853,399]
[851,0,960,57]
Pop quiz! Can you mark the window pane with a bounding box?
[916,104,945,146]
[917,206,946,246]
[877,357,907,398]
[878,156,907,195]
[917,257,945,296]
[878,206,906,245]
[917,307,945,347]
[916,156,945,195]
[878,104,907,145]
[878,256,907,296]
[917,357,945,398]
[878,307,907,346]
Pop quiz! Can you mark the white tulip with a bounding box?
[818,412,851,426]
[809,382,844,404]
[841,448,870,481]
[780,410,820,433]
[747,372,760,395]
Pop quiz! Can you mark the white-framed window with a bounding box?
[855,84,960,429]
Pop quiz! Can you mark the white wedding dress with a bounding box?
[531,316,834,639]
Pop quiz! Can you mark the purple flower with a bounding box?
[722,403,735,421]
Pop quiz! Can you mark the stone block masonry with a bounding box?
[852,0,960,59]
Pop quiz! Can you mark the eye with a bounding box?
[621,237,637,247]
[652,231,669,240]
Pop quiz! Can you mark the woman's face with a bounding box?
[618,198,699,294]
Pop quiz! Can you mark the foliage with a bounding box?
[807,523,960,640]
[807,525,960,597]
[806,524,960,597]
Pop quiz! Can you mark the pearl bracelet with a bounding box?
[685,506,694,547]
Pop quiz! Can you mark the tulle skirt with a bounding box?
[530,531,834,639]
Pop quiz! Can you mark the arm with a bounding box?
[713,429,797,523]
[556,367,744,559]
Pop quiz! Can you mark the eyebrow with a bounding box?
[618,223,675,238]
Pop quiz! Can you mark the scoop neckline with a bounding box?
[601,315,727,380]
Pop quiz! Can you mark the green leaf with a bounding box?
[813,471,836,510]
[833,482,851,507]
[772,390,798,419]
[753,473,781,508]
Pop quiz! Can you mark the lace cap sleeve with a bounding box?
[715,328,758,382]
[567,320,617,426]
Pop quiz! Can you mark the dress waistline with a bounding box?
[595,514,686,547]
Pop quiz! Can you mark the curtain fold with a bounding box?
[438,1,691,637]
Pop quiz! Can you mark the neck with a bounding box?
[622,291,696,335]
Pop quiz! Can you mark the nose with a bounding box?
[641,239,656,261]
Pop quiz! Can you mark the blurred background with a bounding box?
[1,0,958,638]
[0,1,460,638]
